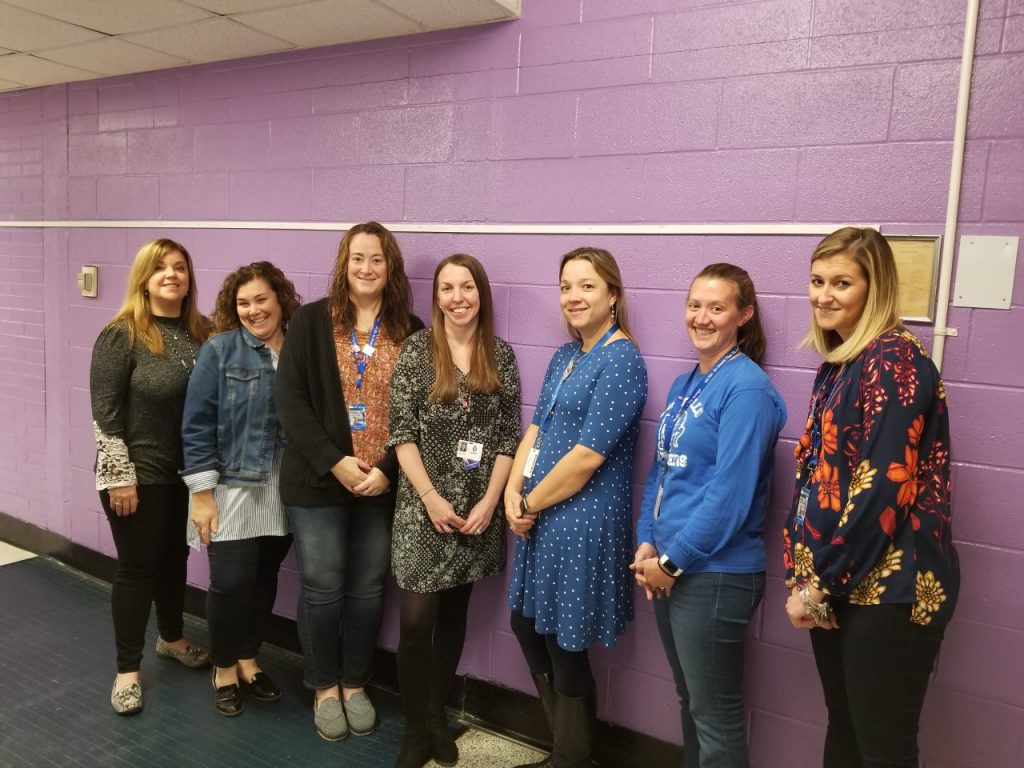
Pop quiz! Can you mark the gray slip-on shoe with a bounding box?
[111,682,143,715]
[314,695,349,741]
[343,690,378,736]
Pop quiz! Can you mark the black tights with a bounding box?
[397,583,474,724]
[510,610,594,697]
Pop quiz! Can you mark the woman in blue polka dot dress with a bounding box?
[504,247,648,768]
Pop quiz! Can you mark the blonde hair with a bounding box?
[802,227,901,363]
[559,247,638,345]
[106,239,210,353]
[428,254,501,403]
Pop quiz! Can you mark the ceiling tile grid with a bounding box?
[0,0,520,92]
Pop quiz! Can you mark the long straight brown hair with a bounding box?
[327,222,414,340]
[428,254,501,403]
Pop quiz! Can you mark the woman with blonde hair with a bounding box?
[505,247,647,768]
[90,238,211,715]
[276,222,422,741]
[182,261,301,716]
[783,227,959,767]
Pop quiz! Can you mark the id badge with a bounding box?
[348,403,367,431]
[523,447,540,478]
[796,486,810,526]
[457,439,483,470]
[653,484,664,520]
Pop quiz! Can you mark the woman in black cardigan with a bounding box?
[276,222,422,742]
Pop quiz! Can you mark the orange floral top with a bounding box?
[783,330,959,626]
[333,324,403,467]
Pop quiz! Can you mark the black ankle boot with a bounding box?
[395,723,432,768]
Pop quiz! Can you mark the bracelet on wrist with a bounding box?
[419,486,436,499]
[800,585,832,623]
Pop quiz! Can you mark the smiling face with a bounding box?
[346,233,387,303]
[145,249,189,314]
[559,257,616,342]
[809,252,869,341]
[436,263,480,332]
[235,277,284,346]
[686,276,753,370]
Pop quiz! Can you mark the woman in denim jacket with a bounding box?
[182,261,301,717]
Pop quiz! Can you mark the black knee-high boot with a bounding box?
[513,672,558,768]
[551,690,595,768]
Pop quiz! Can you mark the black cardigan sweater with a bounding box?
[276,297,423,507]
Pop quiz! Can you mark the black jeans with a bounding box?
[206,534,292,669]
[102,482,190,673]
[811,602,945,768]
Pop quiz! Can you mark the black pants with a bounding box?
[101,482,190,673]
[206,534,292,669]
[510,610,594,697]
[811,602,945,768]
[396,583,474,726]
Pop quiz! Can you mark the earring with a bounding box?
[144,289,149,297]
[610,303,617,321]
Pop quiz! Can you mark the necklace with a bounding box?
[157,317,196,371]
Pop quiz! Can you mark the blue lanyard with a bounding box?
[656,346,740,458]
[805,364,845,473]
[350,315,381,390]
[538,324,619,438]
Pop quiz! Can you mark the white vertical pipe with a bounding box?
[931,0,981,370]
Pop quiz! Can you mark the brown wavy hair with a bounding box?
[327,222,413,340]
[558,246,637,345]
[692,263,767,365]
[106,238,210,353]
[211,261,302,334]
[428,254,501,403]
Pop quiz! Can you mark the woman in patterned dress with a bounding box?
[90,239,211,715]
[388,254,521,768]
[504,247,648,768]
[783,227,960,767]
[276,223,422,741]
[181,262,300,716]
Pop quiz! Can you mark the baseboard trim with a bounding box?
[0,511,678,766]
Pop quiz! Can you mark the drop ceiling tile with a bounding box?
[2,0,213,35]
[41,38,187,77]
[236,0,423,49]
[183,0,310,12]
[123,17,294,63]
[380,0,519,27]
[0,3,106,51]
[0,53,98,87]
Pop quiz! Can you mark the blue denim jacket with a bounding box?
[181,326,282,486]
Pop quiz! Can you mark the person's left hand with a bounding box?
[462,498,494,536]
[352,467,390,496]
[635,557,675,600]
[504,488,535,540]
[786,585,838,630]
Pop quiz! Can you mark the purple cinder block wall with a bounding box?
[2,0,1024,765]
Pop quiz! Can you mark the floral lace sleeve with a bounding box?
[90,324,138,490]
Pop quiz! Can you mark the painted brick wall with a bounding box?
[2,1,1023,765]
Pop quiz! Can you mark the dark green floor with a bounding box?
[0,556,406,767]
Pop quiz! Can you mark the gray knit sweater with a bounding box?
[90,317,198,488]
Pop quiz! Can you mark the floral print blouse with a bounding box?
[783,330,960,627]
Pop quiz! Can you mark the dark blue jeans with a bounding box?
[206,534,292,669]
[811,602,945,768]
[286,494,393,690]
[654,571,765,768]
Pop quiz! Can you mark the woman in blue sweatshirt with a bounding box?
[632,263,786,768]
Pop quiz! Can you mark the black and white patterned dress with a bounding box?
[388,329,521,593]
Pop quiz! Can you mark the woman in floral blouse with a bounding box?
[783,227,959,767]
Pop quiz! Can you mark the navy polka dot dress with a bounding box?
[507,339,648,652]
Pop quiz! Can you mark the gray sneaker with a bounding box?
[343,690,378,735]
[314,695,348,741]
